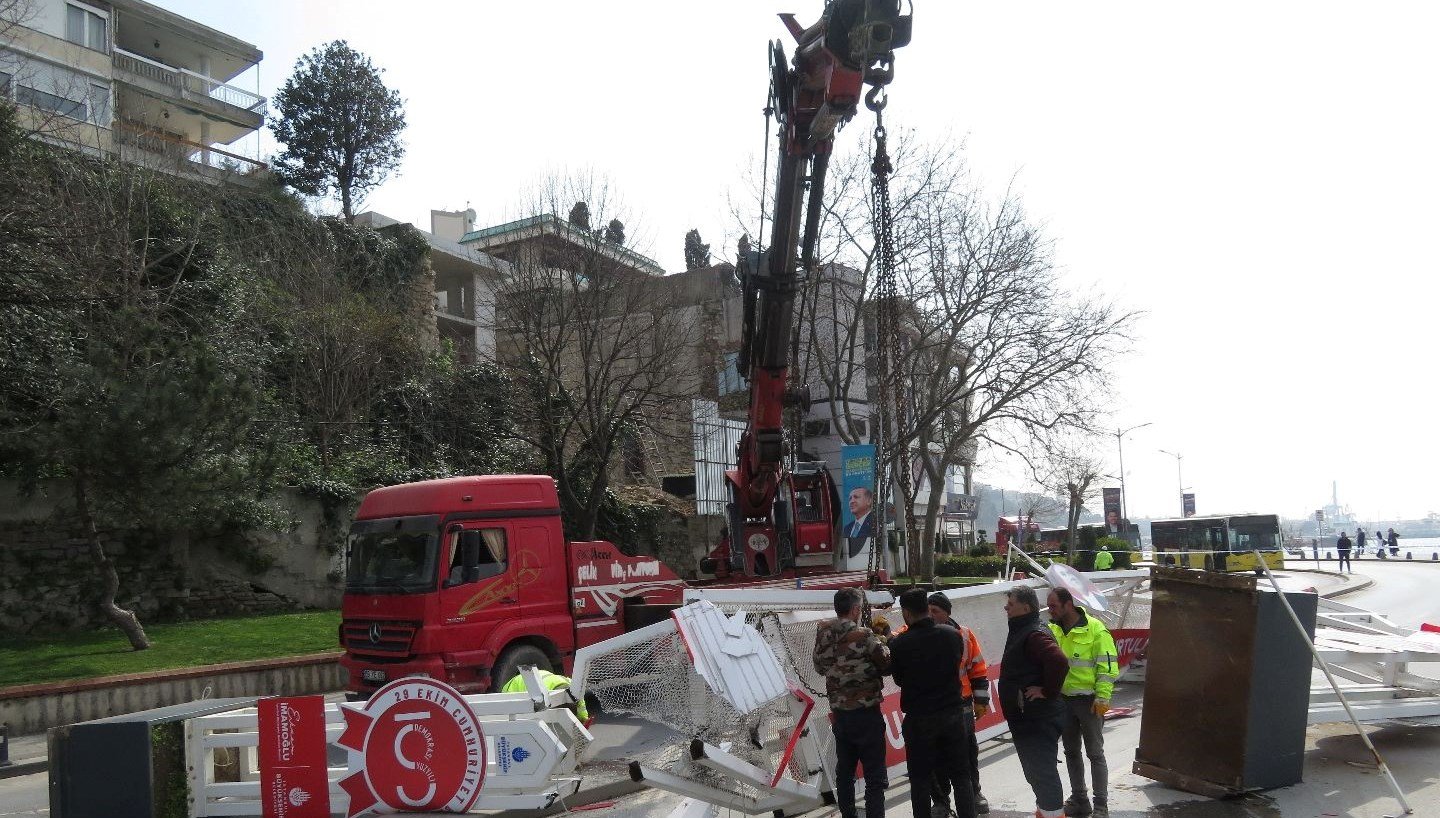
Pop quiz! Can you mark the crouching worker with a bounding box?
[501,668,591,725]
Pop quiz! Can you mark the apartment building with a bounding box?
[0,0,266,182]
[352,209,511,365]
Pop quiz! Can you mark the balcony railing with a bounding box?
[114,120,267,175]
[113,48,266,114]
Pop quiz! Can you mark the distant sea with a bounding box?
[1327,535,1440,556]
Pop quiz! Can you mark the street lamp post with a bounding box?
[1113,423,1152,522]
[1159,449,1187,516]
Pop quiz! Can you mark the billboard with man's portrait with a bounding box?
[840,444,876,569]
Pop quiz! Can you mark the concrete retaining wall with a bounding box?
[0,653,344,735]
[0,480,353,634]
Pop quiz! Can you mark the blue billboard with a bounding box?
[841,444,876,565]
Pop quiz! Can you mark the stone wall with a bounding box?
[0,481,352,635]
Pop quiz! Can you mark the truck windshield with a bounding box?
[346,515,442,593]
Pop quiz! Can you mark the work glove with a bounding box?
[972,701,989,719]
[1092,698,1111,717]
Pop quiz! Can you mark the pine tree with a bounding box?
[684,228,711,269]
[568,201,591,229]
[605,218,625,245]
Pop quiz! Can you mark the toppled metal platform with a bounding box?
[1309,597,1440,726]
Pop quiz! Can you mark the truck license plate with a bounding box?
[362,669,386,683]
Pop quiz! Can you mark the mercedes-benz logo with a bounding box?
[368,623,383,644]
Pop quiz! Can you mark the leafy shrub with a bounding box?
[934,555,1008,578]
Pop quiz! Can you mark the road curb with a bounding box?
[1322,576,1375,598]
[0,759,46,780]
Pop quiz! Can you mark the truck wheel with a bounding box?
[490,644,552,691]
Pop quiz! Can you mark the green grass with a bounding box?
[0,609,342,689]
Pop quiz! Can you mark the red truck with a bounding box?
[339,474,881,697]
[339,475,689,697]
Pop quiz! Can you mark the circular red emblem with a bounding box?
[350,677,486,813]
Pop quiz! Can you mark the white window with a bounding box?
[65,3,108,53]
[87,82,110,125]
[17,85,86,120]
[718,352,744,396]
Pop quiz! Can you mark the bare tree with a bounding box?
[1027,432,1107,562]
[492,175,699,541]
[735,133,1136,579]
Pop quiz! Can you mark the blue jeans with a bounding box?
[834,705,888,818]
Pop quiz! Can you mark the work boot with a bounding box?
[975,791,990,814]
[1063,794,1093,816]
[1091,798,1109,818]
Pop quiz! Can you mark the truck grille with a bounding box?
[342,619,419,655]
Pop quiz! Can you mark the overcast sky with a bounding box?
[162,1,1440,524]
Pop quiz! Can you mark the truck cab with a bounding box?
[339,475,683,697]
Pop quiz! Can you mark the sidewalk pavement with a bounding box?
[0,731,46,780]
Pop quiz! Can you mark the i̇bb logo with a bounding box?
[336,677,486,816]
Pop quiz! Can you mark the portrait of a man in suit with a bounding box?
[846,486,875,558]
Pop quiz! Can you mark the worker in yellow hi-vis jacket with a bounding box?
[501,668,589,722]
[1046,587,1119,818]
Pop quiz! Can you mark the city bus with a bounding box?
[1150,513,1285,573]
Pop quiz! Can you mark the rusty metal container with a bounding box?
[1133,567,1317,796]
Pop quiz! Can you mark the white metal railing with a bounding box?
[113,48,265,113]
[112,48,180,88]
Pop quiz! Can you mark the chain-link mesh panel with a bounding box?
[577,618,818,802]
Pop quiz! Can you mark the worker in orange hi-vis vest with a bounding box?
[897,592,992,815]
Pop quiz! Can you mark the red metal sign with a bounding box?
[336,677,487,816]
[569,541,686,618]
[258,695,331,818]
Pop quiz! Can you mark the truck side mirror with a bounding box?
[460,530,483,583]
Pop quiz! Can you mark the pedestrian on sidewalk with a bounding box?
[1000,586,1069,818]
[814,588,891,818]
[1355,529,1367,559]
[1387,528,1400,556]
[1336,531,1353,573]
[891,588,976,818]
[1047,588,1118,818]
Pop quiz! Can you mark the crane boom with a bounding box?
[710,0,911,581]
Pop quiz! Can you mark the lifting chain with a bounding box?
[868,111,918,585]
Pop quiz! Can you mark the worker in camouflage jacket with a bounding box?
[814,587,892,818]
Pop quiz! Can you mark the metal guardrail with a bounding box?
[113,48,265,114]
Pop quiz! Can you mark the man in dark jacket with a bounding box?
[814,588,891,818]
[1000,586,1070,818]
[890,588,976,818]
[1336,531,1353,573]
[925,592,991,815]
